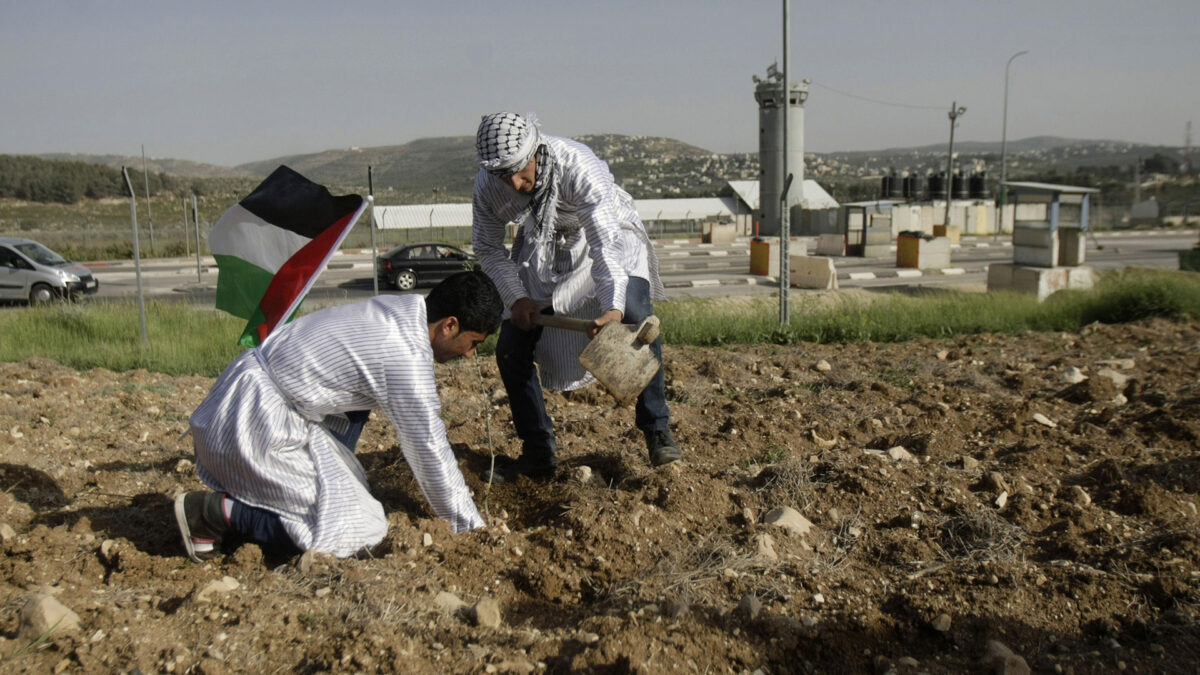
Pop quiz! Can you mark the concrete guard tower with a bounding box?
[753,63,808,237]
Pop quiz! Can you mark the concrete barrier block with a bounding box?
[749,238,778,276]
[1012,225,1054,248]
[815,234,845,256]
[932,225,961,244]
[865,226,892,245]
[968,203,992,235]
[1059,228,1086,266]
[789,255,838,290]
[988,263,1096,301]
[702,222,737,244]
[1013,226,1059,267]
[1066,266,1096,292]
[897,236,951,269]
[749,238,807,276]
[1013,245,1058,267]
[986,262,1014,289]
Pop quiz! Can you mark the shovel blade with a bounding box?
[578,319,660,405]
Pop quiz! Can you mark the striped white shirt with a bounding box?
[472,135,657,390]
[189,295,483,557]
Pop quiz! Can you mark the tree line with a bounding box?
[0,155,254,204]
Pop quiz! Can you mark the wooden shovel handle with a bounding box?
[529,313,593,333]
[531,313,662,345]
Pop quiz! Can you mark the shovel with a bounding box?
[530,313,662,405]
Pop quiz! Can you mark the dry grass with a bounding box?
[935,505,1026,564]
[753,459,818,513]
[608,532,768,606]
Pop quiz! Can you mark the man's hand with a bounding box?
[588,309,623,339]
[510,297,538,331]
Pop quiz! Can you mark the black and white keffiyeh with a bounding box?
[477,112,571,280]
[476,112,540,177]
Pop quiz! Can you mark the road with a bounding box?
[82,229,1197,308]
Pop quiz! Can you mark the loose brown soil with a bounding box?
[1,317,1198,673]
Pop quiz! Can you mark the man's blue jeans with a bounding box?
[227,409,371,556]
[495,277,669,456]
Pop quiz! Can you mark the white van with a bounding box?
[0,237,99,303]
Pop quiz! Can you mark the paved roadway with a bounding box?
[82,229,1197,308]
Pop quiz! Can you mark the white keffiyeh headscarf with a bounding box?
[476,112,573,282]
[476,112,540,177]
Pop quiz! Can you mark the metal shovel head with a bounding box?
[578,316,661,405]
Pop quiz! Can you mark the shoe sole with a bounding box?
[650,450,682,467]
[174,493,204,563]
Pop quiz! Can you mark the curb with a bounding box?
[661,266,985,289]
[663,277,777,289]
[836,267,976,280]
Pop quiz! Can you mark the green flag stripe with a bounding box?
[214,254,274,321]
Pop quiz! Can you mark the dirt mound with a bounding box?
[1,318,1199,673]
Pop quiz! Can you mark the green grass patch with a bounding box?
[0,300,246,376]
[657,268,1200,346]
[1,268,1197,376]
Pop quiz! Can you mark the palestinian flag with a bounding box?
[211,165,366,347]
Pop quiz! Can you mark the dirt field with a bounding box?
[1,316,1198,673]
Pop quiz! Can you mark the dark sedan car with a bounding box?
[376,243,475,291]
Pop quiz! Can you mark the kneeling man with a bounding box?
[176,270,502,560]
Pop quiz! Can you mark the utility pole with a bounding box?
[779,0,791,326]
[944,102,967,232]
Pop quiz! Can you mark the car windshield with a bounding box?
[14,242,68,266]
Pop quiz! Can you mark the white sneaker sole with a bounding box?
[174,493,205,563]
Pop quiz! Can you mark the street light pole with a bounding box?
[998,50,1028,235]
[944,101,967,232]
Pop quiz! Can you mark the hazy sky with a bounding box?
[3,0,1197,166]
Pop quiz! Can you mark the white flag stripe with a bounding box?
[210,203,311,272]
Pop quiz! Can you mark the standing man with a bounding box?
[471,111,680,483]
[175,271,503,561]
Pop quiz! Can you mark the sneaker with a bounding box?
[174,491,230,562]
[645,428,682,467]
[482,452,558,484]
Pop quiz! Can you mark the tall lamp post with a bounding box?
[998,50,1029,235]
[944,101,967,231]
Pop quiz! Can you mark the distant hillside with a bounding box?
[236,134,732,202]
[37,153,256,179]
[12,134,1191,207]
[819,136,1184,181]
[857,136,1113,156]
[237,137,479,202]
[574,134,715,159]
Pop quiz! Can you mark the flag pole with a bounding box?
[122,167,148,344]
[368,166,378,296]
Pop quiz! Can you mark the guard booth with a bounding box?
[839,201,900,257]
[988,181,1100,300]
[1006,181,1098,267]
